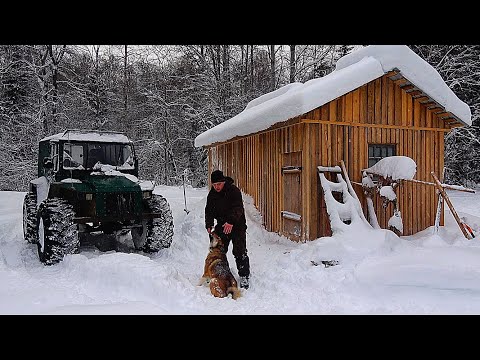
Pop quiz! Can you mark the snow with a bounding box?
[2,184,480,314]
[50,165,153,191]
[380,185,397,201]
[318,170,372,234]
[362,172,375,188]
[281,211,302,222]
[388,211,403,233]
[60,178,82,184]
[41,130,131,143]
[364,156,417,180]
[30,176,49,205]
[443,183,473,192]
[365,197,380,229]
[195,45,471,148]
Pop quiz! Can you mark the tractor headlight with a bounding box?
[142,191,152,199]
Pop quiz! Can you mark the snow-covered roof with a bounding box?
[41,130,131,143]
[195,45,472,148]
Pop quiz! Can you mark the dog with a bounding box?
[198,231,241,300]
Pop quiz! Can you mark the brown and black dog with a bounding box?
[198,232,241,300]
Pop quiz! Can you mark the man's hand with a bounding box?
[223,222,233,234]
[207,227,213,234]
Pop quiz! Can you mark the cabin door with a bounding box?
[281,151,303,242]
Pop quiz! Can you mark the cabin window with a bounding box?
[368,144,396,168]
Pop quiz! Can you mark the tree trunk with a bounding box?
[124,45,128,115]
[222,45,230,98]
[290,45,296,83]
[46,45,66,125]
[250,45,254,91]
[269,45,276,91]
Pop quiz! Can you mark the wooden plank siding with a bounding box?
[206,73,459,241]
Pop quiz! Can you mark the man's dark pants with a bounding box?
[215,225,250,278]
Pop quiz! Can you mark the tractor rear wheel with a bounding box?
[23,192,38,244]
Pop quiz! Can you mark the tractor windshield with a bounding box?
[63,143,134,170]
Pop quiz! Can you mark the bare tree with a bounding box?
[124,45,128,115]
[289,45,296,83]
[268,45,276,91]
[28,45,66,134]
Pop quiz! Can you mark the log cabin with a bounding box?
[195,45,472,241]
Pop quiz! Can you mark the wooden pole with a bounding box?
[433,167,446,234]
[362,170,475,193]
[431,171,473,239]
[340,160,369,224]
[405,178,475,193]
[340,160,359,201]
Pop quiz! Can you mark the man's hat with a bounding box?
[211,170,226,183]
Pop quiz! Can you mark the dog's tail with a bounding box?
[228,286,242,300]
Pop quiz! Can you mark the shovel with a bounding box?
[182,170,190,215]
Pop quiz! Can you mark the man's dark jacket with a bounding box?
[205,176,247,234]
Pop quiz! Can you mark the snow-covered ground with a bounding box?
[1,185,480,314]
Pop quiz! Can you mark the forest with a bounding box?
[1,45,479,191]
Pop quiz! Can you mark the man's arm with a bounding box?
[205,194,214,231]
[225,187,245,226]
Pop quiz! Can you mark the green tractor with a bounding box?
[23,129,174,265]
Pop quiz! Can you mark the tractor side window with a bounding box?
[63,143,84,170]
[119,145,134,169]
[50,142,59,172]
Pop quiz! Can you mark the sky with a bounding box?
[194,45,471,147]
[1,182,480,315]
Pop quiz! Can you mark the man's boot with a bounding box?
[240,275,249,289]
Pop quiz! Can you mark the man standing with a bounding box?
[205,170,250,289]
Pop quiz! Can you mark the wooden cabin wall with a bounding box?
[301,74,451,238]
[208,124,304,236]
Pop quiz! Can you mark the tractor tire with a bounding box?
[37,198,80,265]
[23,192,38,244]
[132,194,174,253]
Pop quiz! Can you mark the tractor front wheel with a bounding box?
[38,198,79,265]
[132,194,174,253]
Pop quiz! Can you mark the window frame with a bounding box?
[368,144,396,168]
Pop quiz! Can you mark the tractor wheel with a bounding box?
[37,198,79,265]
[132,194,174,253]
[23,192,38,244]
